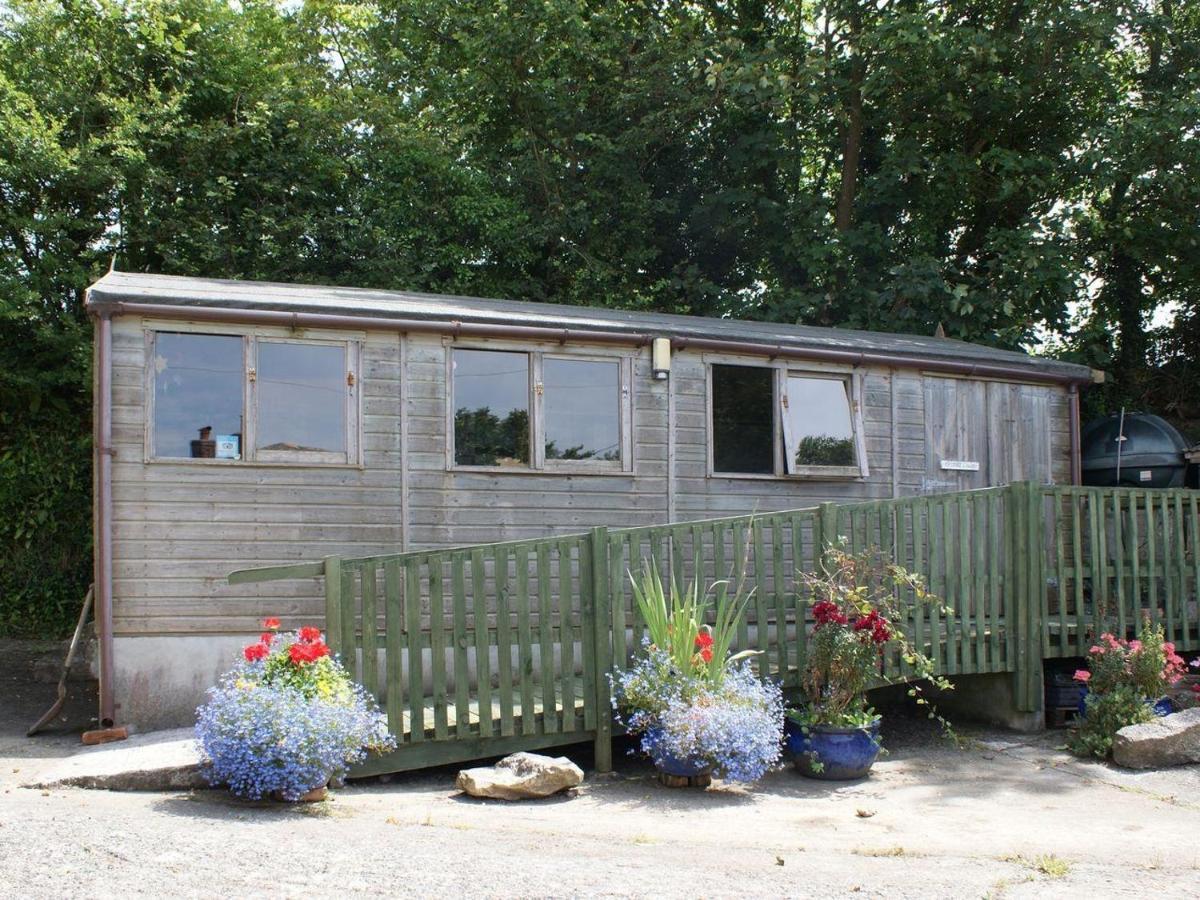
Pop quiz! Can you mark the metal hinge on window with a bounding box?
[347,372,356,387]
[248,368,256,383]
[535,382,544,397]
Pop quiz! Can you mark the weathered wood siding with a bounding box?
[108,318,1075,637]
[109,316,403,635]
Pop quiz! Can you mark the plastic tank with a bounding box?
[1080,413,1188,489]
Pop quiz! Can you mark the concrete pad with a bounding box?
[25,727,208,791]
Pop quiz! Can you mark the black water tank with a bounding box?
[1081,413,1188,488]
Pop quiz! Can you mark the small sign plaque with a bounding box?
[940,460,980,472]
[216,435,241,460]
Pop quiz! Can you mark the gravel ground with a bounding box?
[2,659,1199,898]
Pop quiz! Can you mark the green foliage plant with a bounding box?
[789,543,953,733]
[1068,621,1185,759]
[628,561,757,689]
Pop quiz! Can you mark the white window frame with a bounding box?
[447,343,634,475]
[145,327,362,467]
[706,358,868,480]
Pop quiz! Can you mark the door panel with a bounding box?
[922,377,989,493]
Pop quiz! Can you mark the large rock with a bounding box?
[1112,707,1200,769]
[456,752,583,800]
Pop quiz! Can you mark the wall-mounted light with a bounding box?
[651,337,671,381]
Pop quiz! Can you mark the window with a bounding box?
[711,364,774,474]
[149,331,359,465]
[255,341,350,463]
[708,363,867,479]
[153,333,245,459]
[452,349,531,467]
[451,348,630,472]
[782,374,860,475]
[543,358,621,465]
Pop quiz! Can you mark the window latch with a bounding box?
[248,368,256,383]
[781,395,789,409]
[535,382,544,397]
[347,372,356,387]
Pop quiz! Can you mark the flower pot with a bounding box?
[786,718,881,780]
[1076,689,1174,718]
[643,725,712,779]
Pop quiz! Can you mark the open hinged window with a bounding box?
[780,373,868,478]
[148,330,360,465]
[708,362,868,479]
[450,347,633,473]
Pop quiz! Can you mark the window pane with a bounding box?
[257,342,347,454]
[453,349,530,466]
[153,333,244,459]
[544,358,621,463]
[786,375,856,467]
[712,365,774,474]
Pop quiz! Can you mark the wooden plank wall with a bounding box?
[109,317,404,635]
[109,318,1076,638]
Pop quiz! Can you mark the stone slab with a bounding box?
[25,727,207,791]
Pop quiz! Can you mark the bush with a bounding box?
[1068,622,1184,759]
[0,417,92,638]
[615,648,784,783]
[612,564,783,783]
[195,622,395,800]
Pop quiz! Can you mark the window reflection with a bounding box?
[453,349,530,466]
[153,333,244,459]
[256,342,347,454]
[544,358,620,463]
[785,375,856,468]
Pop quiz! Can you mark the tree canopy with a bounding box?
[1,0,1198,634]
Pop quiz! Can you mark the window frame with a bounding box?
[144,326,362,468]
[447,342,635,476]
[705,357,868,481]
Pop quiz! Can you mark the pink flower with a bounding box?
[1128,640,1142,652]
[1089,645,1105,655]
[1073,669,1091,683]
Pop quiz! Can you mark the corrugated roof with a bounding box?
[86,270,1091,381]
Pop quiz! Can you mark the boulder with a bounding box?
[1112,707,1200,769]
[456,752,583,800]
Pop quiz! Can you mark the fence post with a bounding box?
[1013,482,1045,714]
[324,555,343,656]
[818,501,839,568]
[590,527,614,773]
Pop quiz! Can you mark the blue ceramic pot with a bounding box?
[643,725,711,778]
[786,717,882,780]
[1076,689,1173,718]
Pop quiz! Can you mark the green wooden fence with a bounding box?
[228,482,1200,776]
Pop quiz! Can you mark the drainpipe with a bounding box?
[95,310,116,727]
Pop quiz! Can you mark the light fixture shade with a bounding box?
[651,337,671,380]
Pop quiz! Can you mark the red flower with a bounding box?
[852,610,891,645]
[813,601,848,627]
[694,632,714,651]
[289,639,331,665]
[700,647,713,663]
[298,625,322,643]
[259,632,274,646]
[243,642,268,663]
[263,617,281,630]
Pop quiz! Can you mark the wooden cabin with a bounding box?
[86,271,1094,727]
